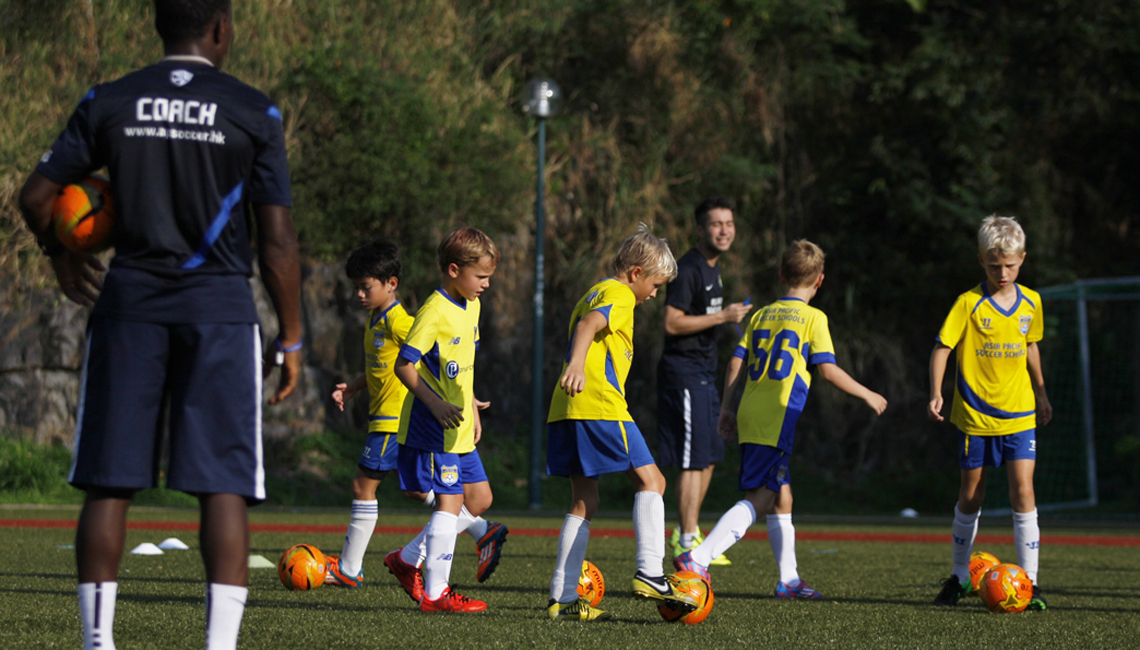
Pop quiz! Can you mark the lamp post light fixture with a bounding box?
[522,77,561,511]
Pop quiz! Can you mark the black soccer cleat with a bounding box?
[1028,585,1047,611]
[933,575,967,606]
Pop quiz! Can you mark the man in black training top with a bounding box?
[656,196,752,565]
[18,2,302,649]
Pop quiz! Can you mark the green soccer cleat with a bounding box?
[1028,585,1047,611]
[547,598,613,621]
[671,528,731,566]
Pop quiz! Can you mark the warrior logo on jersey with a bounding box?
[446,360,460,379]
[170,70,194,87]
[439,465,459,486]
[1019,314,1032,335]
[373,331,385,348]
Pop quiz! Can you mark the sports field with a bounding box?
[2,508,1137,650]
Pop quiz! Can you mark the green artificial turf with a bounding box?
[2,509,1138,649]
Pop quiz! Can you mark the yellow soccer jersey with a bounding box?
[937,283,1043,436]
[397,289,481,453]
[364,302,413,433]
[733,297,836,453]
[547,278,636,422]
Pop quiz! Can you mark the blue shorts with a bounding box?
[359,433,400,473]
[958,429,1036,469]
[397,446,488,495]
[546,419,656,478]
[70,317,265,501]
[739,444,791,493]
[656,382,725,469]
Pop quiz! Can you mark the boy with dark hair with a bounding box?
[328,240,506,590]
[676,240,887,602]
[18,1,301,648]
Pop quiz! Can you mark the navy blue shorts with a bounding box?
[397,446,488,495]
[738,444,791,493]
[546,419,656,478]
[69,317,265,501]
[359,433,400,473]
[958,428,1036,469]
[656,382,725,469]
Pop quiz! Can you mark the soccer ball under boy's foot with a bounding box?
[547,598,613,621]
[324,556,363,588]
[933,574,968,606]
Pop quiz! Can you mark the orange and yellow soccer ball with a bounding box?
[278,544,327,591]
[979,563,1033,613]
[577,561,605,607]
[53,175,114,253]
[968,551,1001,595]
[657,571,714,625]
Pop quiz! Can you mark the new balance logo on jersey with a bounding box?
[136,97,218,126]
[170,69,194,86]
[449,337,461,345]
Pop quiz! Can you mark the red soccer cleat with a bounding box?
[419,587,487,613]
[384,548,424,603]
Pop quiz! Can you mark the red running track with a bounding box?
[2,518,1137,547]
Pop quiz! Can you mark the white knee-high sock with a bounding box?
[549,514,591,603]
[424,511,459,600]
[401,525,429,568]
[633,491,666,577]
[1013,509,1040,585]
[458,506,487,540]
[768,513,799,585]
[339,500,378,576]
[951,505,980,584]
[692,500,756,567]
[79,582,117,650]
[205,583,247,650]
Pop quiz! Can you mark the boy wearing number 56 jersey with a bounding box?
[675,240,887,600]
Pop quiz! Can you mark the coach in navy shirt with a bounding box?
[19,2,301,648]
[657,196,752,564]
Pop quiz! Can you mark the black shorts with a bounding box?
[656,382,725,469]
[69,317,266,501]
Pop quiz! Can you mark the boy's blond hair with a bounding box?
[781,239,825,288]
[438,226,500,272]
[978,215,1026,256]
[611,224,678,281]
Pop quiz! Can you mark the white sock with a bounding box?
[459,506,487,540]
[424,511,459,600]
[951,505,980,584]
[1013,509,1040,585]
[693,500,755,566]
[633,491,666,577]
[205,583,247,650]
[680,532,697,549]
[78,582,117,650]
[339,500,378,576]
[549,514,591,603]
[422,490,436,509]
[401,526,428,568]
[768,513,799,585]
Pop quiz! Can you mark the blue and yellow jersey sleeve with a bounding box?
[937,283,1043,436]
[397,289,480,453]
[733,298,835,453]
[547,278,636,422]
[364,302,413,433]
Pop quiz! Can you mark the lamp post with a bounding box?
[521,77,561,510]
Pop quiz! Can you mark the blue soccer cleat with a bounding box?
[775,579,823,600]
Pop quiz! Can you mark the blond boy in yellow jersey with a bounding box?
[388,227,501,613]
[929,216,1052,610]
[324,240,505,590]
[674,240,886,601]
[545,227,704,622]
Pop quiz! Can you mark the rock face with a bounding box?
[1,262,384,445]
